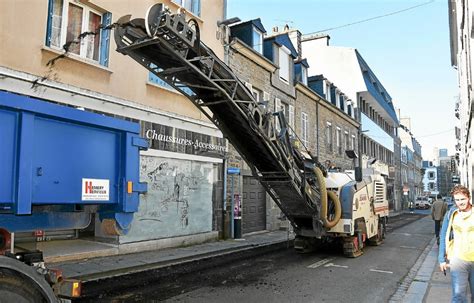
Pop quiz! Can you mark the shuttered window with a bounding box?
[45,0,111,66]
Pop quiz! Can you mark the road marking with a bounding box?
[307,258,334,268]
[370,269,393,274]
[324,263,349,269]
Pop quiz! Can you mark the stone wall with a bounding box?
[316,101,359,171]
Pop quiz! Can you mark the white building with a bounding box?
[448,0,473,192]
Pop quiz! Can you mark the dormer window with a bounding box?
[325,81,332,103]
[278,46,291,83]
[252,26,263,54]
[301,66,308,85]
[347,100,353,117]
[339,95,345,112]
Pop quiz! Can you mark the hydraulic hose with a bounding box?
[313,167,342,228]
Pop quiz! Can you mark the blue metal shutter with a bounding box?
[45,0,54,46]
[100,12,112,66]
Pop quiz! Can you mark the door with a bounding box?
[242,176,266,234]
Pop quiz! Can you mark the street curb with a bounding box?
[78,239,294,298]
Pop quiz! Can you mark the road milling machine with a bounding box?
[114,4,389,257]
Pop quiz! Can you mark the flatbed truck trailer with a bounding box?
[0,91,147,301]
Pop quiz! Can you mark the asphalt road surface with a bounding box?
[84,213,432,303]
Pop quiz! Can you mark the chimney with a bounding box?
[301,33,330,46]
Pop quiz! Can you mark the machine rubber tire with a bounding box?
[0,268,47,303]
[343,234,364,258]
[368,220,385,246]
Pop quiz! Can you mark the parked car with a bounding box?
[415,197,431,209]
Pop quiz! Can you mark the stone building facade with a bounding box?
[227,32,297,233]
[314,94,359,170]
[0,0,228,251]
[226,21,360,235]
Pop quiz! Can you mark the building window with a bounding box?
[351,135,356,150]
[428,171,435,179]
[261,91,270,109]
[46,0,112,66]
[252,87,262,102]
[149,64,195,96]
[288,104,295,132]
[301,66,308,85]
[252,26,263,54]
[326,122,333,152]
[149,64,175,90]
[336,127,342,155]
[278,46,291,83]
[344,131,350,152]
[274,98,284,132]
[325,81,332,103]
[340,95,345,112]
[347,101,353,117]
[172,0,201,16]
[301,112,308,147]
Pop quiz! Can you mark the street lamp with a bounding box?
[217,17,241,27]
[216,17,241,65]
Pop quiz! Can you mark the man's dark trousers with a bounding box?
[435,220,441,244]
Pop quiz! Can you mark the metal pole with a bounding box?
[230,174,234,238]
[222,156,228,238]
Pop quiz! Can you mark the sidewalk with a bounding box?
[396,237,453,303]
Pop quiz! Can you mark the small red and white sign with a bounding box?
[82,178,110,201]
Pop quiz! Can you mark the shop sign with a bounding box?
[141,121,227,158]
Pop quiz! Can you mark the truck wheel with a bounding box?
[343,235,363,258]
[0,268,47,303]
[368,220,384,246]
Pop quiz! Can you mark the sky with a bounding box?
[227,0,458,161]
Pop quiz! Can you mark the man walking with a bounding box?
[432,194,447,245]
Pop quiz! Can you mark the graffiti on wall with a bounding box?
[120,155,214,243]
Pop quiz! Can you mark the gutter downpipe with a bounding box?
[222,141,228,239]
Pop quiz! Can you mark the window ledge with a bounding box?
[42,46,113,73]
[146,80,183,95]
